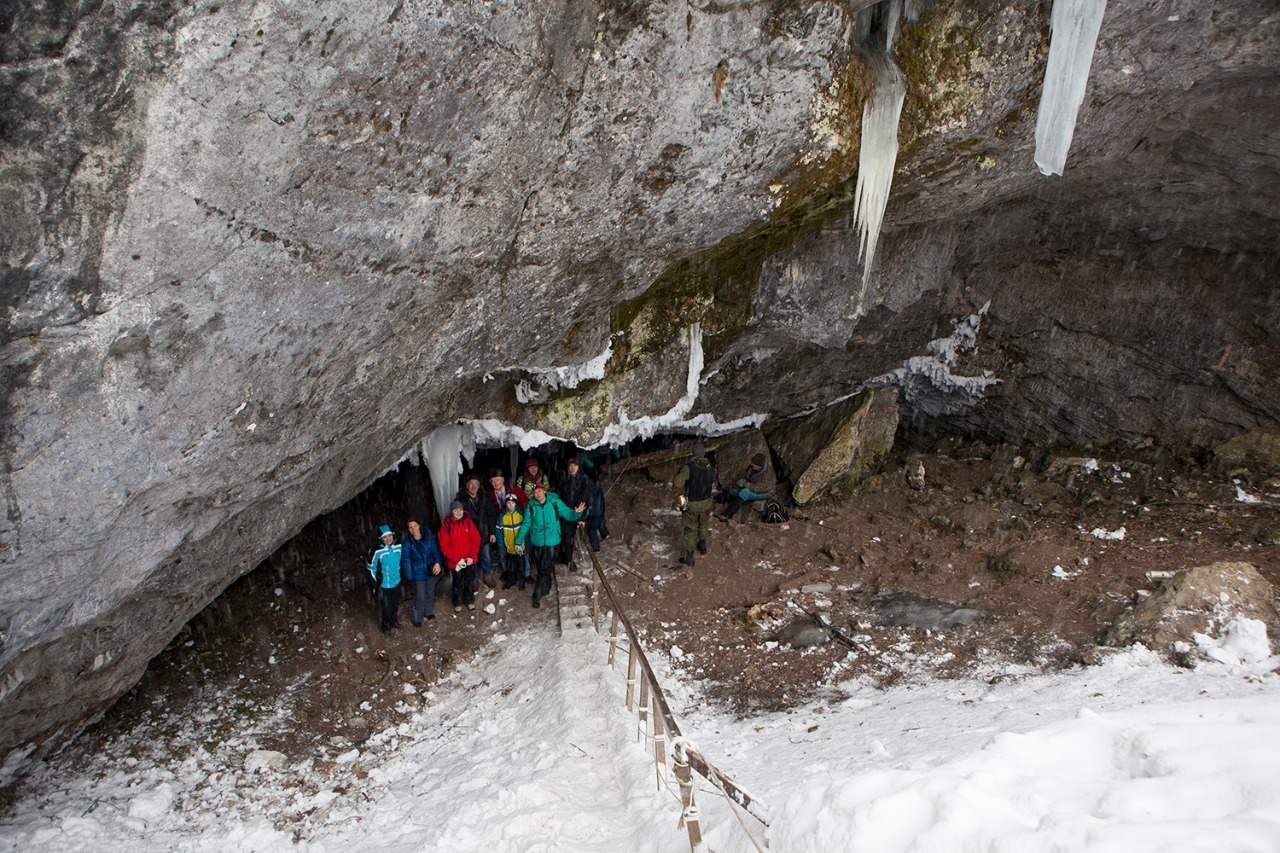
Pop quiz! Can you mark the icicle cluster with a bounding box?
[1034,0,1108,176]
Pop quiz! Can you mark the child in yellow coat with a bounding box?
[496,494,526,590]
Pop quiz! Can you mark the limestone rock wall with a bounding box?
[0,0,853,757]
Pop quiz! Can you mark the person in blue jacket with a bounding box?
[368,525,403,636]
[401,519,443,626]
[515,483,586,609]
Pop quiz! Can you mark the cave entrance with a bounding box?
[158,429,710,678]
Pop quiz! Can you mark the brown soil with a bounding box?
[78,442,1280,763]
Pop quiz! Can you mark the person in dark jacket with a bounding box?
[556,457,595,571]
[673,443,716,566]
[368,525,403,636]
[585,483,608,552]
[515,483,585,608]
[439,501,482,612]
[401,519,444,625]
[455,473,496,587]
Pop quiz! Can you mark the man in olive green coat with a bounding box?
[673,443,716,566]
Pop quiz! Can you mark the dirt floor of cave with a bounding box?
[83,440,1280,765]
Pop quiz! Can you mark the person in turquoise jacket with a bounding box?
[368,525,403,636]
[515,483,585,609]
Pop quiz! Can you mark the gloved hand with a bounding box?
[516,545,525,556]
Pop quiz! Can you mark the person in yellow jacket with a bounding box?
[496,494,526,591]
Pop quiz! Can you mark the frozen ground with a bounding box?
[3,619,1279,852]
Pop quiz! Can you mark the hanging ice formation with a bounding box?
[1034,0,1108,176]
[852,0,909,290]
[420,424,474,520]
[600,323,764,445]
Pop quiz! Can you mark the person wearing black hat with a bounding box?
[673,443,717,566]
[556,457,595,571]
[455,472,496,587]
[716,451,776,523]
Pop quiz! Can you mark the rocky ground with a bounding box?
[47,441,1280,777]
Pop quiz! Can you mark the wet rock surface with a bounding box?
[0,0,1276,761]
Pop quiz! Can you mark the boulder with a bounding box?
[776,615,832,649]
[1213,429,1280,476]
[764,387,900,506]
[871,591,990,631]
[1105,561,1280,659]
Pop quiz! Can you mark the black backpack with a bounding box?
[760,498,789,524]
[685,461,715,501]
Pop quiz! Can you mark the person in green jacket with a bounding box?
[515,483,586,608]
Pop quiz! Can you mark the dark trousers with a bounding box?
[500,551,525,589]
[378,586,401,632]
[412,577,438,622]
[451,564,476,606]
[557,521,579,565]
[721,494,747,520]
[530,545,556,600]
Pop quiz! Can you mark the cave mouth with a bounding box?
[145,431,710,688]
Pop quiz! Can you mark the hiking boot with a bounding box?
[467,603,476,611]
[532,595,541,608]
[569,561,578,573]
[482,573,498,589]
[680,551,695,567]
[697,540,707,555]
[454,605,463,613]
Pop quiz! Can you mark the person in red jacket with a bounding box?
[439,501,481,613]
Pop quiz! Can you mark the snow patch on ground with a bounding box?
[5,628,1280,852]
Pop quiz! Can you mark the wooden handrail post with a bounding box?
[652,693,666,765]
[607,611,621,667]
[638,676,650,745]
[674,744,704,850]
[626,646,638,712]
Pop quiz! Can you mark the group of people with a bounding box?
[366,457,610,634]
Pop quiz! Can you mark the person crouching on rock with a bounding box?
[402,519,444,625]
[515,483,586,609]
[716,452,775,523]
[440,501,481,613]
[368,525,403,636]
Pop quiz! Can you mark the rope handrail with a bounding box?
[574,530,774,829]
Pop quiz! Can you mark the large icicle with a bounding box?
[853,0,907,289]
[1034,0,1108,176]
[420,424,473,521]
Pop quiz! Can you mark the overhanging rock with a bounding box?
[764,387,900,506]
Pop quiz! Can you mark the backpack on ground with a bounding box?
[760,498,788,524]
